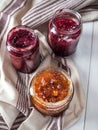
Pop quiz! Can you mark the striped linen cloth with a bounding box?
[17,54,86,130]
[21,0,98,28]
[0,0,97,130]
[0,114,8,130]
[0,0,30,129]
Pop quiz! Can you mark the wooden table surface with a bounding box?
[68,21,98,130]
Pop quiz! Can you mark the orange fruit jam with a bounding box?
[32,69,71,103]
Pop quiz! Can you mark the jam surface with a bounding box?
[8,29,36,48]
[33,69,71,103]
[55,18,78,32]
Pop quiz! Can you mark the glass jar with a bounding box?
[29,66,73,116]
[48,9,82,56]
[6,25,40,73]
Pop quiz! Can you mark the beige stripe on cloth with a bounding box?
[22,0,98,28]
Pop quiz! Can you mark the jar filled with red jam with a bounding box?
[48,9,82,56]
[29,67,73,115]
[6,25,40,73]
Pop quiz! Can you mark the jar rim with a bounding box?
[51,8,82,34]
[29,66,74,108]
[6,25,38,56]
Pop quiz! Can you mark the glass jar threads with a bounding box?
[48,9,82,56]
[6,25,40,73]
[29,66,73,116]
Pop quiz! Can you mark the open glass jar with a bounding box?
[6,25,40,73]
[48,9,82,56]
[29,66,74,116]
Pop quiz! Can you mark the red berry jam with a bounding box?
[9,30,36,48]
[48,9,82,56]
[6,26,40,73]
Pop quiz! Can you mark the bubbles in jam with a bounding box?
[33,69,71,103]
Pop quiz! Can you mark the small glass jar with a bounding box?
[48,9,82,56]
[29,66,73,116]
[6,25,40,73]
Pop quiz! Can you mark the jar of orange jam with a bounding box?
[29,67,73,115]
